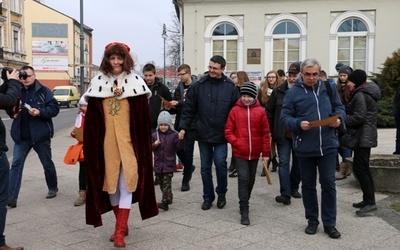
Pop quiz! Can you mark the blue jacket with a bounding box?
[280,77,345,157]
[179,73,240,143]
[11,80,60,143]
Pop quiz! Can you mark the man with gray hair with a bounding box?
[281,58,345,239]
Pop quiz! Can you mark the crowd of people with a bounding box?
[0,42,385,248]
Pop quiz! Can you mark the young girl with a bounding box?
[225,82,270,225]
[152,111,184,211]
[258,70,279,173]
[70,96,87,206]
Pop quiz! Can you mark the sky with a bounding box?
[42,0,176,68]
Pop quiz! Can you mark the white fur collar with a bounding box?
[83,72,151,100]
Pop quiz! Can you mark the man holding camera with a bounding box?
[7,66,60,209]
[0,68,24,250]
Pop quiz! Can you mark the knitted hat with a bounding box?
[348,69,367,87]
[240,82,257,98]
[335,62,344,70]
[79,96,88,106]
[338,66,353,76]
[157,111,176,132]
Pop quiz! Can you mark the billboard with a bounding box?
[33,57,68,72]
[32,41,68,56]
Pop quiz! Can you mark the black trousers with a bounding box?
[235,158,258,210]
[352,147,375,205]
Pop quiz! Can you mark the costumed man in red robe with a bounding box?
[83,42,159,248]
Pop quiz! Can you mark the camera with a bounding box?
[1,67,28,81]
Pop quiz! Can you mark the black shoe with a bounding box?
[356,204,377,217]
[201,201,212,210]
[305,223,318,235]
[217,196,226,209]
[291,190,302,199]
[7,200,17,208]
[352,201,365,208]
[158,202,169,211]
[324,226,341,239]
[181,182,190,192]
[229,169,238,178]
[46,188,58,199]
[241,213,250,225]
[275,195,291,205]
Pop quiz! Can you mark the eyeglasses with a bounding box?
[26,74,34,78]
[303,72,319,78]
[208,66,221,71]
[177,72,189,77]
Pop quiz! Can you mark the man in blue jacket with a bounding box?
[281,58,345,239]
[7,66,60,208]
[179,55,240,210]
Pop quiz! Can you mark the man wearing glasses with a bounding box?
[281,58,345,239]
[178,55,240,210]
[7,66,60,209]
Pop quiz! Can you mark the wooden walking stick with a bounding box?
[262,159,272,185]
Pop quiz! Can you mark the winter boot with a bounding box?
[335,163,348,180]
[73,190,86,206]
[114,208,130,248]
[271,157,278,172]
[109,206,129,242]
[344,162,352,176]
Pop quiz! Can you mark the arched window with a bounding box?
[337,18,368,70]
[212,22,238,71]
[272,21,301,71]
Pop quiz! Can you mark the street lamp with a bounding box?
[161,23,167,85]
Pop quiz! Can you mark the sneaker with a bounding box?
[305,223,318,235]
[291,190,302,199]
[275,195,291,205]
[74,190,86,206]
[324,226,341,239]
[229,169,238,178]
[356,204,377,217]
[7,200,17,208]
[46,188,58,199]
[181,182,190,192]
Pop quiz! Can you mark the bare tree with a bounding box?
[165,12,181,68]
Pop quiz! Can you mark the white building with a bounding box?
[173,0,400,79]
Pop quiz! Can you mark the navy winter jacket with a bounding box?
[280,77,345,157]
[11,80,60,143]
[179,73,240,143]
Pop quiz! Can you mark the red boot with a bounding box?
[114,208,130,248]
[109,206,129,242]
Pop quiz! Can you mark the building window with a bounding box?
[212,23,238,71]
[337,18,368,70]
[272,21,301,71]
[11,0,19,13]
[13,30,18,53]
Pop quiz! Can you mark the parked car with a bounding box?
[53,86,80,108]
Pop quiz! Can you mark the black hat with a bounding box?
[335,62,344,70]
[338,66,353,75]
[240,82,257,98]
[348,69,367,87]
[287,62,300,74]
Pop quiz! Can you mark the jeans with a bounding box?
[277,138,301,197]
[338,146,352,163]
[9,140,58,201]
[197,141,228,202]
[235,158,258,209]
[352,147,375,205]
[0,151,9,246]
[298,151,337,227]
[176,129,196,184]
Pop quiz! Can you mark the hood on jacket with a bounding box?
[355,81,381,102]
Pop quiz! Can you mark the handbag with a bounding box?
[64,143,84,165]
[339,128,360,150]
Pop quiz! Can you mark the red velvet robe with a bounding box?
[83,94,159,227]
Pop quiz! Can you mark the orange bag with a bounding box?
[64,143,84,165]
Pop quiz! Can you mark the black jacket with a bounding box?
[266,81,289,144]
[0,79,21,151]
[171,76,197,131]
[345,81,381,148]
[179,73,240,143]
[147,77,172,130]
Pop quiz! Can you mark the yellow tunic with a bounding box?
[102,97,138,193]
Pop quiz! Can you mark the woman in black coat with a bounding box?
[344,69,381,217]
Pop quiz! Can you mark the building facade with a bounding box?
[174,0,400,79]
[0,0,27,72]
[24,0,93,92]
